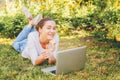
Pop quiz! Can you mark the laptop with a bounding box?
[41,46,87,75]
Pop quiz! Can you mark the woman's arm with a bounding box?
[48,34,59,64]
[35,56,45,65]
[35,50,49,65]
[25,32,49,65]
[48,51,56,64]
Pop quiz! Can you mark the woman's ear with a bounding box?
[38,27,42,33]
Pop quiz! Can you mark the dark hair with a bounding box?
[36,18,55,31]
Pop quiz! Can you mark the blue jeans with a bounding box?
[12,25,35,53]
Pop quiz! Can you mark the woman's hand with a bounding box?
[47,51,56,64]
[35,50,49,65]
[46,39,56,64]
[49,39,56,52]
[40,49,56,64]
[40,50,49,60]
[36,40,56,65]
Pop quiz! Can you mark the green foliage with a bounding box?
[92,0,107,10]
[102,8,119,26]
[0,22,4,32]
[57,20,74,36]
[0,0,120,39]
[0,14,27,38]
[94,28,108,40]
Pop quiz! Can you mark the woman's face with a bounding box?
[39,20,56,41]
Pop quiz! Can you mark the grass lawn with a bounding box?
[0,35,120,80]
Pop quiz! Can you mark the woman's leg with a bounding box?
[12,25,35,53]
[12,14,42,53]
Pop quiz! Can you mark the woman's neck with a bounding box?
[39,35,49,49]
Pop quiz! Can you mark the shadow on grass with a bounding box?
[81,36,120,77]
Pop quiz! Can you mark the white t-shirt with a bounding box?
[21,31,59,65]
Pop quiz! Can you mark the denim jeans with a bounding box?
[12,25,35,53]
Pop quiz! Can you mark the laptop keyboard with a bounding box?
[50,70,56,74]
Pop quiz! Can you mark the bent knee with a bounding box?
[12,42,20,52]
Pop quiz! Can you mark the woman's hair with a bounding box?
[36,18,55,31]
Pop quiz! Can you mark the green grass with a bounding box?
[0,35,120,80]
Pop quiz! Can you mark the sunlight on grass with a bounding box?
[59,35,85,50]
[0,36,120,80]
[0,38,13,45]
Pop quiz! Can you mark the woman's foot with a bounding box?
[28,14,43,28]
[22,7,42,27]
[22,6,33,20]
[31,14,43,26]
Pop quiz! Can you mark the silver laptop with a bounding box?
[41,46,87,75]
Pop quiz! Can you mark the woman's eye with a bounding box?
[46,26,56,30]
[47,27,51,29]
[53,27,56,30]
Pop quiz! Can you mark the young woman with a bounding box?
[12,15,59,65]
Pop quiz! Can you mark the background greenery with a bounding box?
[0,0,120,39]
[0,0,120,80]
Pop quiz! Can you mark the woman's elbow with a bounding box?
[33,60,42,66]
[33,57,45,65]
[34,63,39,66]
[32,61,38,66]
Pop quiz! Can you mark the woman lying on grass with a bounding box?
[12,9,59,65]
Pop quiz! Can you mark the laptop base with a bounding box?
[41,66,56,75]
